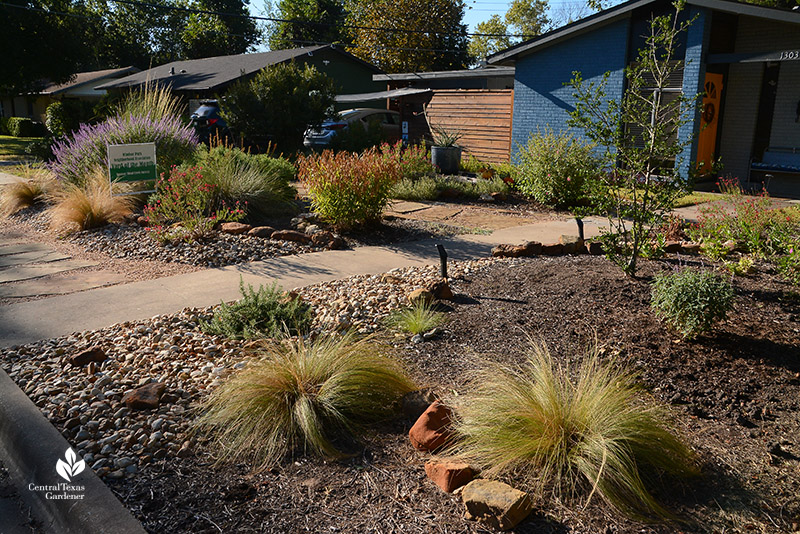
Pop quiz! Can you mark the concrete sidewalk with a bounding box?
[0,216,602,348]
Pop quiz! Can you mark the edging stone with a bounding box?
[0,368,146,534]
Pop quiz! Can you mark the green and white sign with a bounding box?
[108,142,157,185]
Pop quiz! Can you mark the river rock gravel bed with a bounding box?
[6,205,474,268]
[0,257,512,483]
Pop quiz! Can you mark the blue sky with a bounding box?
[249,0,622,46]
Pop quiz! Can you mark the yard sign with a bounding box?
[107,142,157,195]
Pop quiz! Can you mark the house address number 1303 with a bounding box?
[780,50,800,61]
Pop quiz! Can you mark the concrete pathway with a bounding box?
[0,216,604,348]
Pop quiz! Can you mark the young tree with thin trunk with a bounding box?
[567,1,699,276]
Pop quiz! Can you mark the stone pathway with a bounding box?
[0,242,128,300]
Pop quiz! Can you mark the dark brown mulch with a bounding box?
[107,255,800,534]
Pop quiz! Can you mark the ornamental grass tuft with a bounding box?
[48,168,134,233]
[0,166,57,215]
[386,300,446,335]
[194,333,417,469]
[452,341,697,520]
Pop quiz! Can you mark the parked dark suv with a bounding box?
[190,100,229,143]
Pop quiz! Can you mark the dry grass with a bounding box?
[451,341,698,521]
[48,168,134,233]
[194,334,417,470]
[0,166,58,216]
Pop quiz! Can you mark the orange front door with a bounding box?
[696,73,723,176]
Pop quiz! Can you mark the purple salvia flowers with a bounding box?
[50,114,198,186]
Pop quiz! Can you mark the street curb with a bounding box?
[0,368,146,534]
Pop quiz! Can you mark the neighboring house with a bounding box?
[0,67,140,123]
[338,66,515,162]
[489,0,800,194]
[96,46,384,113]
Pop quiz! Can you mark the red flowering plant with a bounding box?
[143,166,245,243]
[298,149,400,228]
[689,177,797,260]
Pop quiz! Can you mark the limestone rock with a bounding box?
[220,222,252,235]
[271,229,312,244]
[70,347,107,367]
[540,243,564,256]
[427,279,453,300]
[585,241,604,255]
[407,288,435,306]
[681,242,701,254]
[425,461,474,493]
[559,235,584,255]
[311,231,345,250]
[491,241,541,258]
[664,240,682,253]
[462,479,534,531]
[122,382,166,410]
[247,226,275,238]
[409,400,453,451]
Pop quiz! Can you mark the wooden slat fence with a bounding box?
[425,89,513,163]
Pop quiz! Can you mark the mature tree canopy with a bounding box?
[505,0,550,38]
[268,0,346,49]
[346,0,470,73]
[0,0,90,93]
[468,0,549,64]
[181,0,261,58]
[468,14,511,62]
[222,62,336,152]
[83,0,187,68]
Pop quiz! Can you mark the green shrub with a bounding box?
[0,117,9,135]
[201,280,313,339]
[453,342,697,520]
[380,142,436,181]
[192,145,297,217]
[194,333,417,469]
[298,148,400,228]
[515,128,600,208]
[391,175,510,201]
[391,176,440,201]
[7,117,34,137]
[222,62,336,153]
[330,117,386,152]
[45,100,96,136]
[777,248,800,286]
[143,166,245,243]
[386,301,446,334]
[651,269,735,339]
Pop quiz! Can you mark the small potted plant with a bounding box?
[425,107,463,175]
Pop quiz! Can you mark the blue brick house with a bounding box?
[488,0,800,192]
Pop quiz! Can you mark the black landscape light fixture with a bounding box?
[436,244,448,279]
[575,217,584,241]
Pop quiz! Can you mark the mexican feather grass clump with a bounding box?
[452,342,697,520]
[386,300,446,335]
[194,334,417,469]
[48,168,134,233]
[0,166,57,216]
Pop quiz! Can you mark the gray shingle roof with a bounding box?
[95,46,366,92]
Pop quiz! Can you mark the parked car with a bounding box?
[303,108,401,148]
[190,100,229,143]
